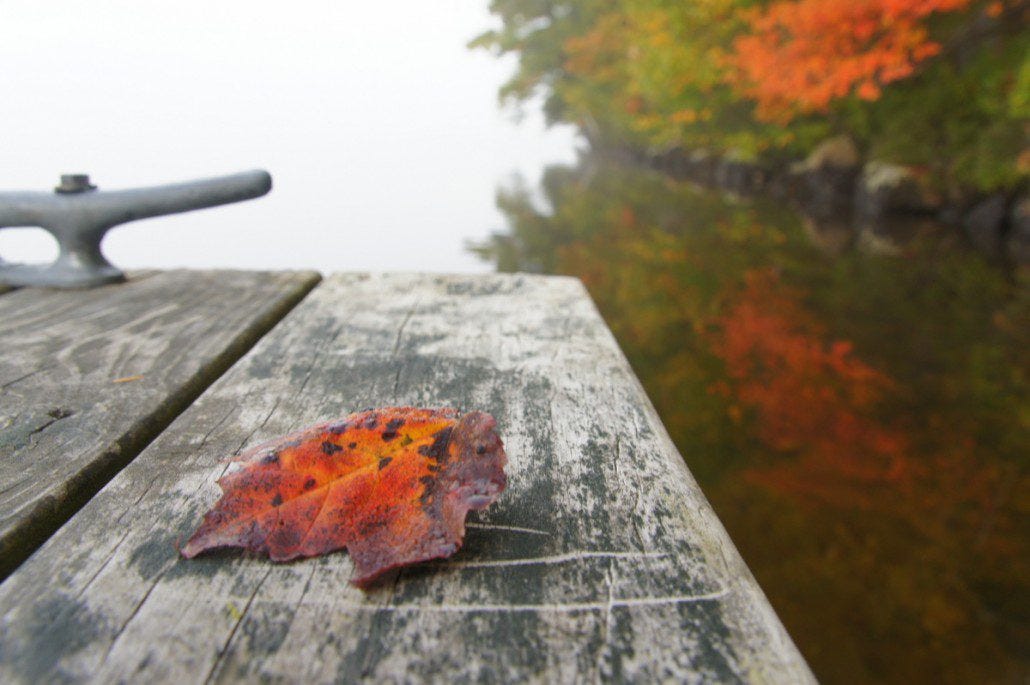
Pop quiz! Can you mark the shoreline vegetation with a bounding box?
[471,0,1029,263]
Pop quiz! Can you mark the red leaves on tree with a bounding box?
[181,407,507,587]
[727,0,972,122]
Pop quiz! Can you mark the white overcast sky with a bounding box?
[0,1,577,273]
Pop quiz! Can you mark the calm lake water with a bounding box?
[476,155,1029,683]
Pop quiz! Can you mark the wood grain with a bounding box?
[0,270,320,578]
[0,273,813,683]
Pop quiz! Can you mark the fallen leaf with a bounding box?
[181,407,507,587]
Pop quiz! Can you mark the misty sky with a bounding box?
[0,1,577,273]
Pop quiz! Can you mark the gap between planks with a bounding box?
[0,272,323,581]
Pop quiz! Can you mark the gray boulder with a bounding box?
[792,135,861,173]
[962,195,1008,257]
[1006,196,1030,265]
[791,136,861,219]
[856,161,940,219]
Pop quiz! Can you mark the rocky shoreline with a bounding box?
[632,136,1029,265]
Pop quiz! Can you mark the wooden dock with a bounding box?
[0,271,813,682]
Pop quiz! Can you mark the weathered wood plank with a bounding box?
[0,273,813,683]
[0,269,320,578]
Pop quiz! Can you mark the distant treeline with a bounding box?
[472,0,1028,198]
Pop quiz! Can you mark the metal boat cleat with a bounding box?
[0,170,272,288]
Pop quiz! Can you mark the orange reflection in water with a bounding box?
[475,159,1028,683]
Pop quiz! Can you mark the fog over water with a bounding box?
[0,1,577,273]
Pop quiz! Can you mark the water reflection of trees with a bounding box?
[473,157,1029,683]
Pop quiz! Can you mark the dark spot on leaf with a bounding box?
[304,477,317,491]
[476,445,486,455]
[348,442,357,449]
[386,418,405,431]
[321,441,342,455]
[271,493,283,507]
[327,421,349,435]
[381,430,398,441]
[417,426,453,464]
[378,457,392,471]
[418,475,437,504]
[262,452,280,465]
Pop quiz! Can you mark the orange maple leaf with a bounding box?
[181,407,507,587]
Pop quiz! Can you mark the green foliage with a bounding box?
[469,0,617,129]
[841,29,1030,193]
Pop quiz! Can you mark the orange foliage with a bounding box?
[712,269,914,506]
[712,268,1011,538]
[727,0,972,122]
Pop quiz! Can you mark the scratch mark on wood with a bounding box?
[99,561,174,666]
[1,366,48,390]
[328,589,730,614]
[390,298,420,358]
[0,477,30,498]
[596,559,615,678]
[198,406,236,451]
[464,523,550,536]
[204,567,272,685]
[26,409,74,439]
[75,529,132,600]
[433,550,668,569]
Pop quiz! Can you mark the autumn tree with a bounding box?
[558,0,815,153]
[726,0,985,122]
[476,0,1027,190]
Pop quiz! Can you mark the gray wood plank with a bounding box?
[0,269,320,578]
[0,273,813,683]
